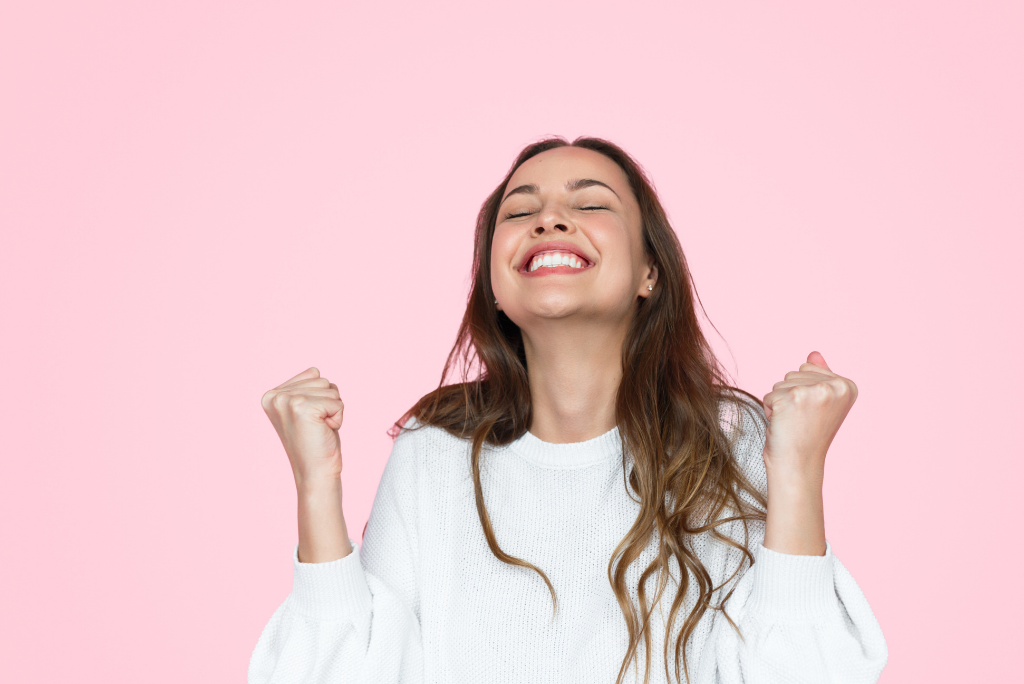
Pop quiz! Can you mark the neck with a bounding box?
[521,316,629,444]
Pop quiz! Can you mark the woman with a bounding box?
[248,137,888,683]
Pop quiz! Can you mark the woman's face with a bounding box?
[490,146,655,330]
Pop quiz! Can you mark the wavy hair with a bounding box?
[392,136,767,684]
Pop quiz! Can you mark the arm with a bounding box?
[761,350,846,556]
[260,366,353,564]
[248,368,424,683]
[296,477,353,563]
[697,362,887,683]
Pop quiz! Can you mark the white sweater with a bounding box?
[248,403,887,683]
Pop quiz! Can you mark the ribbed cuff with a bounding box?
[286,540,372,623]
[745,541,839,622]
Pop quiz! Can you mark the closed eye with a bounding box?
[579,205,607,211]
[504,210,535,220]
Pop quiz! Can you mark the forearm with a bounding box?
[762,467,827,556]
[296,476,354,563]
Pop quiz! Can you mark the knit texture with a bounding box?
[248,400,887,683]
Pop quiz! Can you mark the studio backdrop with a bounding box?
[1,2,1021,682]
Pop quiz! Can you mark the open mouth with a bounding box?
[526,250,589,271]
[519,249,594,274]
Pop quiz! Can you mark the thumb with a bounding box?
[807,350,831,371]
[316,399,344,431]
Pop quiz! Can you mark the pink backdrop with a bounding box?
[2,2,1021,681]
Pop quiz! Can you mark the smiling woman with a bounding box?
[248,137,888,684]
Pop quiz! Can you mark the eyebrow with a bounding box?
[565,178,620,199]
[501,183,539,204]
[500,178,620,205]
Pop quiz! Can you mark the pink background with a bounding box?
[1,1,1021,681]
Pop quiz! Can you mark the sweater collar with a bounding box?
[507,425,623,469]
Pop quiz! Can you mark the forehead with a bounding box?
[507,146,631,192]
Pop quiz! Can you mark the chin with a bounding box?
[530,294,593,319]
[504,297,581,324]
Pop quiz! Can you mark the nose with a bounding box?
[531,206,575,237]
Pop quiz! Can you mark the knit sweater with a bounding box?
[248,401,887,683]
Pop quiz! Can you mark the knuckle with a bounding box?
[791,385,812,403]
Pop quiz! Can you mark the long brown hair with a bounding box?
[392,136,767,684]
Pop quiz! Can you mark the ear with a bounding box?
[639,260,659,298]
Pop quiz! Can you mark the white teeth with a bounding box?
[525,251,589,271]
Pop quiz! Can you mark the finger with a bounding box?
[282,377,331,390]
[283,396,344,422]
[806,351,831,372]
[784,369,833,382]
[262,389,342,417]
[772,378,822,391]
[280,388,340,399]
[274,367,320,390]
[762,391,778,420]
[798,362,835,376]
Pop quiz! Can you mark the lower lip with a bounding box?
[520,264,592,277]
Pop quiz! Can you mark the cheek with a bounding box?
[591,223,640,285]
[489,228,517,282]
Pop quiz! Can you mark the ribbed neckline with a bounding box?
[507,425,622,469]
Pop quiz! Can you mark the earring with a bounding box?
[494,299,498,304]
[647,285,653,291]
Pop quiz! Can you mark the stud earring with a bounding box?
[647,285,653,291]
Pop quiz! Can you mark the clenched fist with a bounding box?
[760,351,857,556]
[762,351,858,481]
[261,367,345,489]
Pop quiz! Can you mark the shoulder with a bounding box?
[392,416,472,457]
[385,417,474,489]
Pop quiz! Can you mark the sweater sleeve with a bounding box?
[248,426,424,684]
[695,396,889,684]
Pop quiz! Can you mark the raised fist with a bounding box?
[261,367,345,489]
[761,351,858,481]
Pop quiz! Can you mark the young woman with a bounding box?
[248,137,888,684]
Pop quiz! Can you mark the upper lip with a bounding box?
[518,240,593,271]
